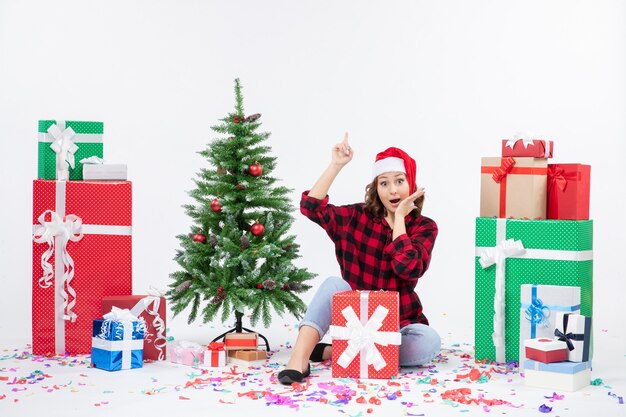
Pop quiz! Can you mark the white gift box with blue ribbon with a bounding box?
[524,359,591,391]
[519,284,580,369]
[91,307,145,371]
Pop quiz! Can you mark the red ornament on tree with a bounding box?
[211,198,222,212]
[236,184,245,190]
[256,283,263,289]
[192,233,207,243]
[250,222,265,236]
[248,162,263,177]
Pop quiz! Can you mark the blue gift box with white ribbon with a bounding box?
[91,308,145,371]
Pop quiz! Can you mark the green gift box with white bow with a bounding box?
[37,120,104,180]
[474,217,593,363]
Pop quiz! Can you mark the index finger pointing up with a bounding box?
[342,131,349,145]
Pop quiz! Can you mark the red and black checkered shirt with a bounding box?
[300,191,438,328]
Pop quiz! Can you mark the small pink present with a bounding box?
[170,341,204,366]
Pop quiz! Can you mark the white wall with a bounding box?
[1,1,624,344]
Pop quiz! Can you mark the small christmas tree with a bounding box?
[168,79,315,330]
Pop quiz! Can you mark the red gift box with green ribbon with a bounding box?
[32,179,132,355]
[547,164,591,220]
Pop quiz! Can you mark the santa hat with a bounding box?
[372,147,417,193]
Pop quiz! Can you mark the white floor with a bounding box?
[1,316,624,417]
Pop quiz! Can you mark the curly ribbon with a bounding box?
[491,157,516,184]
[329,292,401,377]
[47,122,78,181]
[130,288,167,360]
[478,236,525,363]
[94,308,144,370]
[32,210,83,323]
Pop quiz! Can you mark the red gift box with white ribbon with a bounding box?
[329,291,401,379]
[501,137,554,158]
[204,342,227,367]
[102,294,167,361]
[32,179,132,355]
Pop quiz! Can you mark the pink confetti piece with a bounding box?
[179,396,191,400]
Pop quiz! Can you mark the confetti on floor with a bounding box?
[1,329,624,416]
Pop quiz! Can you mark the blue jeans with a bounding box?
[300,276,441,367]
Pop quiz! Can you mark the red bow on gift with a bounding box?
[208,341,225,351]
[548,166,568,192]
[492,157,516,183]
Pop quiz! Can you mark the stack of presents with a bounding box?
[475,135,592,391]
[31,119,265,372]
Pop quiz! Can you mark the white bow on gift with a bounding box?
[478,238,525,363]
[48,123,78,180]
[32,210,84,322]
[504,132,538,149]
[330,305,401,373]
[80,156,105,165]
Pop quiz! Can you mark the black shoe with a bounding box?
[309,343,331,362]
[277,364,311,385]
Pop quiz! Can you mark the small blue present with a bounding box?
[91,307,145,371]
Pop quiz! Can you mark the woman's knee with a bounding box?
[320,276,351,292]
[399,324,441,366]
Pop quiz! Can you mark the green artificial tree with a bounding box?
[168,79,315,345]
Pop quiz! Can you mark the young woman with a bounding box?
[277,133,440,385]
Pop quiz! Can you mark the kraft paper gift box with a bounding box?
[547,164,591,220]
[329,291,401,379]
[32,179,132,355]
[224,332,258,351]
[204,342,227,367]
[524,338,569,363]
[524,359,591,392]
[102,295,167,361]
[501,138,554,158]
[91,308,145,371]
[170,341,204,366]
[37,120,104,180]
[474,217,592,363]
[480,157,548,219]
[519,284,581,366]
[83,163,128,180]
[227,350,267,361]
[554,312,592,362]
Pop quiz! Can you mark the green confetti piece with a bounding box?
[591,378,604,386]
